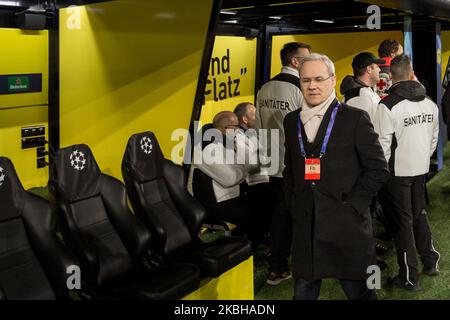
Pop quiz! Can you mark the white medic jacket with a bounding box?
[187,134,257,203]
[235,127,270,186]
[340,75,380,123]
[373,80,439,177]
[256,66,303,178]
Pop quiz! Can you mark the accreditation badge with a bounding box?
[305,158,320,180]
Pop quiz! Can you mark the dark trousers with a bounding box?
[294,278,377,300]
[267,177,292,273]
[216,197,258,244]
[378,175,440,284]
[243,182,272,239]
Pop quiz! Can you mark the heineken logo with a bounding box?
[8,76,30,92]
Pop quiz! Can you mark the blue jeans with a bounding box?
[294,278,377,300]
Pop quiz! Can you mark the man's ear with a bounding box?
[291,57,300,69]
[331,75,337,87]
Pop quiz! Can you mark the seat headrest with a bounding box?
[51,144,101,202]
[0,157,25,221]
[122,131,165,183]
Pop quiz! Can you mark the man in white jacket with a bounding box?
[256,42,311,285]
[190,111,258,247]
[234,102,271,249]
[341,52,383,122]
[374,55,441,292]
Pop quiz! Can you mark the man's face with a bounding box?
[394,44,403,57]
[300,60,336,107]
[291,48,311,70]
[243,104,256,129]
[369,63,381,85]
[220,116,240,134]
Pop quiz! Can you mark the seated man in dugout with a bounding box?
[187,111,260,250]
[234,102,272,247]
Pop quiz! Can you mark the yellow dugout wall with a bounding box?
[0,29,49,189]
[271,31,404,100]
[442,31,450,81]
[59,0,213,177]
[199,36,257,124]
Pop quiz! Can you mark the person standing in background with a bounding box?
[256,42,311,285]
[374,55,441,291]
[376,39,403,98]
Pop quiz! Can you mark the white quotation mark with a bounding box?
[140,136,153,155]
[0,166,5,187]
[70,150,87,171]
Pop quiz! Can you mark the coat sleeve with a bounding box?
[282,114,294,205]
[255,90,263,130]
[344,111,389,215]
[431,103,439,155]
[373,102,395,163]
[199,143,246,188]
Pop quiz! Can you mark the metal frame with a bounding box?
[48,9,59,164]
[185,0,223,171]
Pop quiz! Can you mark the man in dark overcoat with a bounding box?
[283,53,389,300]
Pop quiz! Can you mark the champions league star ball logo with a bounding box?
[70,150,86,171]
[0,167,5,186]
[140,136,153,155]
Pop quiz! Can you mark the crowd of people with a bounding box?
[188,39,441,300]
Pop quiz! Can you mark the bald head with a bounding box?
[213,111,239,134]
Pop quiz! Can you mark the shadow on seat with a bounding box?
[122,131,252,278]
[49,144,200,299]
[0,157,77,300]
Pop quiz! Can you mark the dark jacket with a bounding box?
[340,75,366,96]
[283,99,389,281]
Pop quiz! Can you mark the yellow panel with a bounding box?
[183,257,254,300]
[199,36,257,124]
[271,31,404,100]
[0,28,48,109]
[0,106,48,189]
[0,28,48,188]
[59,0,213,178]
[442,31,450,81]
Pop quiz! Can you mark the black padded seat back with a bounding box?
[50,145,135,286]
[0,157,25,221]
[51,144,101,203]
[140,178,191,255]
[122,132,192,255]
[69,196,133,285]
[0,218,55,300]
[122,132,164,183]
[0,157,55,300]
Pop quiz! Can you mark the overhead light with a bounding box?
[220,10,237,15]
[0,1,20,6]
[269,16,282,20]
[314,19,334,24]
[224,19,238,24]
